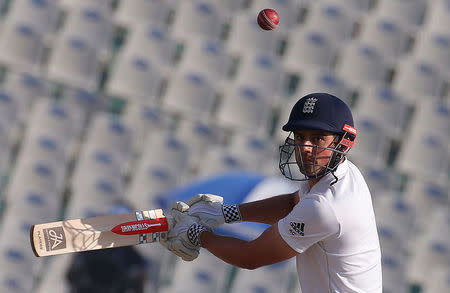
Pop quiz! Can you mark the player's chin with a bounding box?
[299,164,326,178]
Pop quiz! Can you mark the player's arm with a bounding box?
[239,191,299,225]
[187,192,300,229]
[200,223,298,269]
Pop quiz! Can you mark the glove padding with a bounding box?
[160,202,209,261]
[186,194,225,229]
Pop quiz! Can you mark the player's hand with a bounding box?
[160,202,209,261]
[187,194,242,228]
[186,194,225,229]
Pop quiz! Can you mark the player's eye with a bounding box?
[312,136,325,143]
[294,134,304,141]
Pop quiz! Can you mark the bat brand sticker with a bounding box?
[111,218,169,235]
[120,222,160,233]
[43,226,66,251]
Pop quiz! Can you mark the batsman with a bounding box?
[161,93,382,292]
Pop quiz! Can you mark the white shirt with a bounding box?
[278,160,382,293]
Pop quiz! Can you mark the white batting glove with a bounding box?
[160,202,209,261]
[186,194,242,229]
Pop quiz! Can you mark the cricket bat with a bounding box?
[30,209,170,257]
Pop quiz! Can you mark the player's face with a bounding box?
[293,129,337,177]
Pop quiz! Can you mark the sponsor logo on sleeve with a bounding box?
[289,222,305,236]
[43,226,66,251]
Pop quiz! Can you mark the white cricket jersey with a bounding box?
[278,159,382,292]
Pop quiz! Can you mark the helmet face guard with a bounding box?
[279,124,357,181]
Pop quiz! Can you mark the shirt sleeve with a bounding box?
[277,195,339,253]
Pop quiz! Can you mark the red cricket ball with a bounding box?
[257,8,279,31]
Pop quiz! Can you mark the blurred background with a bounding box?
[0,0,448,292]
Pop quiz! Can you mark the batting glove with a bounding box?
[160,202,210,261]
[187,194,242,229]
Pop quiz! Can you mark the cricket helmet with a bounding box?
[279,93,357,181]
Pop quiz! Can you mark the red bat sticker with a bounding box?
[111,218,169,235]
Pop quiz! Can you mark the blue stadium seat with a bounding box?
[358,14,411,61]
[105,53,163,103]
[114,0,172,29]
[177,36,232,85]
[121,23,177,74]
[303,0,357,43]
[284,28,337,72]
[5,0,61,35]
[234,52,285,98]
[217,85,272,134]
[392,56,445,102]
[46,36,101,90]
[60,2,114,55]
[335,41,390,90]
[162,70,217,118]
[171,0,225,42]
[122,101,174,155]
[0,21,45,72]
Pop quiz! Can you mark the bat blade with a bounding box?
[30,209,169,257]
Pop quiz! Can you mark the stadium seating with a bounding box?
[177,36,232,85]
[176,118,226,169]
[303,0,357,43]
[358,14,412,62]
[423,0,450,35]
[354,85,409,138]
[138,130,189,175]
[105,52,163,103]
[293,69,352,104]
[334,0,372,15]
[230,260,296,293]
[67,176,126,218]
[82,112,133,170]
[161,251,232,293]
[0,1,447,292]
[228,132,278,172]
[373,0,427,30]
[0,21,45,72]
[336,41,390,89]
[121,23,177,74]
[122,101,174,155]
[2,71,51,123]
[46,35,101,90]
[283,27,338,72]
[114,0,172,28]
[217,84,272,134]
[234,52,285,99]
[127,164,178,210]
[60,2,114,55]
[6,0,61,36]
[348,115,392,166]
[34,255,72,293]
[412,31,450,79]
[196,146,245,178]
[402,179,448,230]
[171,0,225,42]
[70,148,123,191]
[407,207,449,285]
[395,127,448,181]
[392,55,445,102]
[162,69,217,118]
